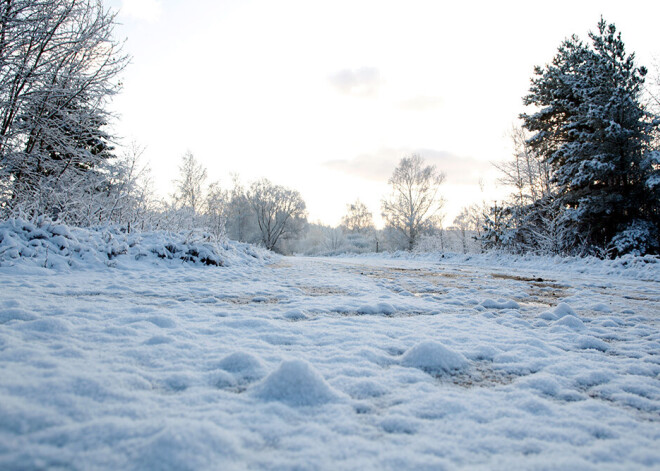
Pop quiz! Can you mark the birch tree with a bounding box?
[381,154,445,250]
[341,199,374,234]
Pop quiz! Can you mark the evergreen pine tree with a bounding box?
[521,18,659,255]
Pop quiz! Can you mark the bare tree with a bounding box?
[450,205,484,254]
[452,209,471,254]
[107,141,158,231]
[172,151,207,229]
[341,199,374,233]
[381,154,445,250]
[644,56,660,113]
[247,178,307,251]
[324,227,345,252]
[495,126,553,207]
[204,181,227,238]
[224,174,256,242]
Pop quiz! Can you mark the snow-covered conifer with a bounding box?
[521,18,659,255]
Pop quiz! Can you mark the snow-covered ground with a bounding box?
[1,226,659,469]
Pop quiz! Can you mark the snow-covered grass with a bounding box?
[1,223,659,469]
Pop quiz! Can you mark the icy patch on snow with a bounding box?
[252,360,342,406]
[400,341,469,375]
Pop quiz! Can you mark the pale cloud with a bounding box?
[399,95,444,111]
[120,0,162,22]
[328,67,382,97]
[324,149,399,181]
[324,148,492,185]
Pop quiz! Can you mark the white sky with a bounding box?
[105,0,660,227]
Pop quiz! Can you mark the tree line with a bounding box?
[0,4,657,257]
[151,151,446,254]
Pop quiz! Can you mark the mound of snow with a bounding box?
[216,352,266,382]
[591,303,612,313]
[282,309,308,320]
[0,218,274,270]
[0,308,37,323]
[252,360,341,406]
[356,302,397,315]
[400,341,468,374]
[540,302,576,321]
[132,420,239,470]
[554,315,585,330]
[343,379,388,399]
[576,335,609,352]
[480,299,520,310]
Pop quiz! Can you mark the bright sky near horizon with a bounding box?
[105,0,660,228]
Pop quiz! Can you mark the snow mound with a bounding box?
[344,379,388,399]
[480,299,520,310]
[591,303,612,313]
[0,218,274,270]
[252,360,341,406]
[282,309,308,320]
[554,315,585,330]
[216,352,266,382]
[0,308,37,323]
[400,341,468,374]
[540,302,576,321]
[132,420,239,470]
[356,302,397,315]
[576,335,609,352]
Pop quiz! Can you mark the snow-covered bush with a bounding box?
[608,220,660,257]
[0,218,273,270]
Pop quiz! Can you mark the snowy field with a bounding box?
[1,224,660,469]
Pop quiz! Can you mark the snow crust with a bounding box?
[1,230,659,469]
